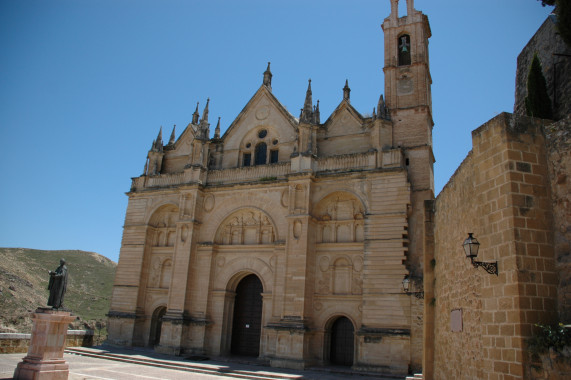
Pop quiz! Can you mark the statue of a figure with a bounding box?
[47,259,68,309]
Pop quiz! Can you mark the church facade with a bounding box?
[107,0,434,375]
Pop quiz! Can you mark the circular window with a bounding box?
[246,142,251,148]
[272,139,278,145]
[258,129,267,139]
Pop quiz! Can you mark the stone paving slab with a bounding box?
[0,346,403,380]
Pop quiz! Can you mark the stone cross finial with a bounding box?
[343,79,351,101]
[263,62,272,89]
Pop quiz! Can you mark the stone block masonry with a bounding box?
[426,113,567,380]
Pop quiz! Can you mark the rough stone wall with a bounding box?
[430,113,559,380]
[544,116,571,322]
[0,330,94,354]
[514,15,571,121]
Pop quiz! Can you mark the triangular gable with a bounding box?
[167,123,197,156]
[221,85,298,144]
[322,100,365,137]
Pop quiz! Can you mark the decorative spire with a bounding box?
[373,107,377,120]
[314,100,320,124]
[168,125,176,145]
[201,98,210,123]
[152,127,164,152]
[300,79,314,123]
[377,94,390,120]
[214,117,221,139]
[192,102,200,124]
[343,79,351,102]
[263,62,272,89]
[156,126,163,143]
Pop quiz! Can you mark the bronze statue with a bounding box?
[47,258,68,309]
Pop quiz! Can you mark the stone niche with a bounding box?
[312,191,365,244]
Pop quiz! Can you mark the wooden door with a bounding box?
[330,317,354,366]
[231,275,263,356]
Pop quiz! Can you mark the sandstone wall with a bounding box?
[429,113,559,380]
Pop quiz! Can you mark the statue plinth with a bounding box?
[13,308,76,380]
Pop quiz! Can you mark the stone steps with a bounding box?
[405,374,423,380]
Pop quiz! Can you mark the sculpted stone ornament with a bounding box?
[47,258,68,309]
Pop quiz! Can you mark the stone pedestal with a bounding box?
[13,308,76,380]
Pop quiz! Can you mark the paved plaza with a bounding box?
[0,346,402,380]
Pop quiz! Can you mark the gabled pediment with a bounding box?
[322,100,365,138]
[221,85,299,150]
[166,123,197,157]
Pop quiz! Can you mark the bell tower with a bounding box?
[382,0,434,192]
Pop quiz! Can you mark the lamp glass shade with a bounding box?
[402,277,410,292]
[463,233,480,258]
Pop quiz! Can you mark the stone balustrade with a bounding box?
[130,151,391,190]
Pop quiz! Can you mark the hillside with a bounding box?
[0,248,116,333]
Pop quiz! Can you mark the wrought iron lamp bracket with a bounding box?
[470,257,498,276]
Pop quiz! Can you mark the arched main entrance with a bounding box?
[330,316,354,366]
[149,306,166,347]
[231,274,263,356]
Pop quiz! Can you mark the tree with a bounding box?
[538,0,555,5]
[525,54,553,119]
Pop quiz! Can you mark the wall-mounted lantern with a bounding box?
[402,275,424,299]
[462,233,498,275]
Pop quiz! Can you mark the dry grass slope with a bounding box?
[0,247,116,333]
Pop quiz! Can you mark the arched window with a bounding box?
[398,34,411,66]
[254,142,267,165]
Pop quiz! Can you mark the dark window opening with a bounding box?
[398,34,411,66]
[405,158,410,166]
[255,142,267,165]
[258,129,267,139]
[270,149,279,164]
[243,153,251,167]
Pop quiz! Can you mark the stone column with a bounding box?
[13,308,76,380]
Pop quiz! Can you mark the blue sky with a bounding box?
[0,0,553,263]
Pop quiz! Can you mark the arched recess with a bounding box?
[214,208,276,245]
[215,262,273,355]
[148,204,179,247]
[312,191,365,243]
[138,204,179,341]
[148,306,167,347]
[325,315,355,366]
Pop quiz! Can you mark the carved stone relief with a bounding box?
[149,205,179,247]
[180,193,193,218]
[313,192,365,243]
[215,209,275,245]
[315,254,363,296]
[148,256,173,289]
[203,194,215,212]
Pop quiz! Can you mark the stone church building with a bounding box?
[108,0,433,375]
